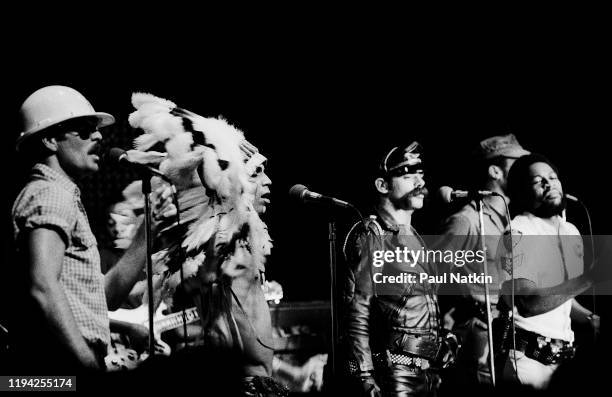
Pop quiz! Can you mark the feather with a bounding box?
[152,249,170,274]
[183,216,219,252]
[190,117,244,164]
[131,92,176,111]
[165,131,194,158]
[126,149,167,164]
[133,134,161,151]
[121,181,144,209]
[160,158,201,188]
[200,148,223,192]
[128,94,176,130]
[137,112,182,142]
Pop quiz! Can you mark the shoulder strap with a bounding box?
[342,216,384,260]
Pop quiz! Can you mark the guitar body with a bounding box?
[104,281,283,372]
[105,342,139,371]
[105,303,196,372]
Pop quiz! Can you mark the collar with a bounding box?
[31,163,80,198]
[523,212,565,226]
[373,205,411,234]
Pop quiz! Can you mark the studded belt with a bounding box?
[346,351,431,377]
[373,351,430,370]
[504,327,575,365]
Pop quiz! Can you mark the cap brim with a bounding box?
[16,112,115,151]
[484,148,531,159]
[500,148,531,159]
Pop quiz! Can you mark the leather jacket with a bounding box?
[342,208,440,374]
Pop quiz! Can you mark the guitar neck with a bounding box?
[154,307,200,334]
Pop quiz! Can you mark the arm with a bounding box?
[570,299,593,325]
[434,213,479,274]
[105,186,176,310]
[570,299,599,337]
[28,228,100,369]
[104,220,146,310]
[434,213,478,322]
[500,275,593,317]
[109,319,149,354]
[346,293,374,369]
[344,228,380,396]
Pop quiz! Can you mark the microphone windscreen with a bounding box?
[564,193,579,202]
[107,147,127,163]
[288,184,308,200]
[438,186,454,204]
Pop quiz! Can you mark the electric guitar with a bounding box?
[105,304,200,371]
[104,280,283,371]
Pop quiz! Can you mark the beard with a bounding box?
[533,197,566,218]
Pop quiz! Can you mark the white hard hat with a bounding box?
[16,85,115,151]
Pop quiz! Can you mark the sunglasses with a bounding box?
[388,166,425,177]
[49,118,100,140]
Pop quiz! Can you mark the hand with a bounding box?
[125,323,150,354]
[589,313,601,339]
[151,185,177,231]
[354,373,381,397]
[437,331,460,369]
[295,354,327,392]
[443,308,456,331]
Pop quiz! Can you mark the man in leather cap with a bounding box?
[343,142,450,396]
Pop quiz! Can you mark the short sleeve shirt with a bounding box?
[12,164,110,347]
[500,212,583,341]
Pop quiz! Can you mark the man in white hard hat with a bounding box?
[11,86,173,372]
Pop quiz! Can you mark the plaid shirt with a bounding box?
[12,164,110,348]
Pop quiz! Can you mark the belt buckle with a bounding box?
[536,335,549,349]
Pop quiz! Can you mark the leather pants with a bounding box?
[377,364,440,397]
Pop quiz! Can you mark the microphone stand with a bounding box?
[328,221,338,378]
[476,198,496,386]
[329,204,365,381]
[141,176,156,359]
[567,196,598,339]
[292,188,364,382]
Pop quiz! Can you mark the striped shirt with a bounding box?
[12,164,110,348]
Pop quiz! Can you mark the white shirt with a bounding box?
[503,212,583,341]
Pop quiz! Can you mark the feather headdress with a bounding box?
[127,93,272,302]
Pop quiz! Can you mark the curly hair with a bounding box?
[507,153,560,217]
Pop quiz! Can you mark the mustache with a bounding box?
[88,143,101,155]
[408,187,429,197]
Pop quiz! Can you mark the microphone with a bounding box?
[564,193,579,202]
[438,186,498,204]
[289,184,352,208]
[107,148,172,183]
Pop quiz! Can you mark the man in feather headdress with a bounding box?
[127,93,287,396]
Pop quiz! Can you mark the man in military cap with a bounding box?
[343,142,450,396]
[435,133,529,386]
